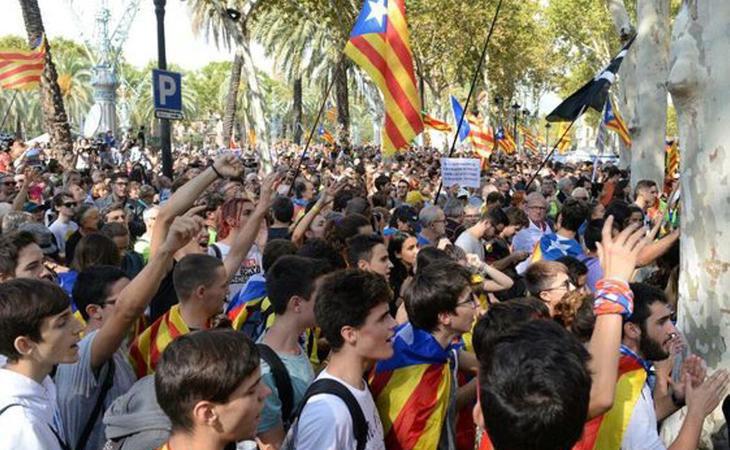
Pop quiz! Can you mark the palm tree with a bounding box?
[54,56,93,132]
[17,0,74,161]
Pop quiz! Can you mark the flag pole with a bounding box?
[524,104,588,190]
[0,91,19,131]
[286,76,336,196]
[433,0,504,204]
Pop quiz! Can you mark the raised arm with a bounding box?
[586,217,655,418]
[222,173,279,284]
[291,178,345,247]
[90,215,203,370]
[151,155,243,257]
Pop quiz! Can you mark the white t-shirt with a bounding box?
[49,219,78,257]
[208,241,263,299]
[621,382,666,449]
[285,370,385,450]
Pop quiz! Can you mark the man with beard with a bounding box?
[585,282,730,449]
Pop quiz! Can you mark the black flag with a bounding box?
[546,36,635,122]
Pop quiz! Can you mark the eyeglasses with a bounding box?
[63,202,78,208]
[527,205,547,211]
[115,181,128,186]
[456,293,478,309]
[3,181,16,186]
[541,279,574,293]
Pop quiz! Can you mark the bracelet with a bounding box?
[593,278,634,317]
[210,165,224,179]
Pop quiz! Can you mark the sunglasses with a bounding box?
[63,202,78,208]
[3,181,16,186]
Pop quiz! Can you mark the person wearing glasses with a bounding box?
[512,192,552,254]
[0,172,17,203]
[95,172,129,212]
[49,192,79,262]
[524,260,576,316]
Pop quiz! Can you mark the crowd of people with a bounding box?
[0,131,727,450]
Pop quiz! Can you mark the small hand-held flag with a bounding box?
[604,98,632,146]
[344,0,423,155]
[0,36,46,90]
[546,37,635,122]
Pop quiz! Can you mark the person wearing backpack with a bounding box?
[255,255,332,448]
[283,269,397,450]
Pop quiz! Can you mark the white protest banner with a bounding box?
[440,158,481,188]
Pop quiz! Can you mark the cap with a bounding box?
[18,222,58,256]
[457,188,469,199]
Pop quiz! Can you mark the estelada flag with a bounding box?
[604,98,631,147]
[370,323,456,449]
[422,113,452,133]
[344,0,423,155]
[0,36,46,90]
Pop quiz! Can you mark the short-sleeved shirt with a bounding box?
[256,336,315,433]
[54,329,137,450]
[621,383,666,449]
[454,230,485,261]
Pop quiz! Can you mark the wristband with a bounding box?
[594,278,634,317]
[210,165,224,179]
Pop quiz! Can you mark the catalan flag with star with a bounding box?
[369,322,458,449]
[344,0,423,155]
[0,37,45,90]
[604,98,632,147]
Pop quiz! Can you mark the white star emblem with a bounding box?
[366,0,388,27]
[545,238,570,255]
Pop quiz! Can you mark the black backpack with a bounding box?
[287,378,369,450]
[256,343,296,429]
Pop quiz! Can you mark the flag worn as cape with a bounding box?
[344,0,423,155]
[369,322,458,450]
[128,304,196,378]
[547,37,635,122]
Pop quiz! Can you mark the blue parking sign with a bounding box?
[153,69,183,120]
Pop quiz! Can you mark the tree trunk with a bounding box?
[222,49,244,148]
[604,0,636,169]
[667,1,730,446]
[240,38,271,172]
[18,0,73,163]
[334,55,350,148]
[630,0,670,187]
[292,77,303,145]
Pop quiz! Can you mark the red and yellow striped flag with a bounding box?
[0,38,45,90]
[422,113,452,133]
[369,324,454,449]
[556,122,573,154]
[128,304,194,378]
[466,115,494,152]
[344,0,423,155]
[518,125,538,153]
[665,140,679,178]
[605,99,631,147]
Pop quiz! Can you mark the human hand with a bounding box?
[597,215,659,281]
[511,251,530,262]
[256,172,282,210]
[160,215,204,254]
[212,154,244,178]
[686,369,730,418]
[671,354,707,402]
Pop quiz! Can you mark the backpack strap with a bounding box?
[210,244,222,260]
[77,357,116,450]
[256,343,295,428]
[293,379,368,450]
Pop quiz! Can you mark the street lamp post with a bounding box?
[545,122,552,155]
[511,102,520,155]
[154,0,173,179]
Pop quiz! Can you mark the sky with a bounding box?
[6,0,272,72]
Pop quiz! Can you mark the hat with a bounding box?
[18,222,58,256]
[405,190,425,205]
[23,202,49,214]
[457,188,469,199]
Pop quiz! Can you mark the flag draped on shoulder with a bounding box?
[547,37,635,122]
[0,37,46,90]
[604,98,631,146]
[128,304,194,378]
[369,322,457,449]
[344,0,423,155]
[422,113,452,133]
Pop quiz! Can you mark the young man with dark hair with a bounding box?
[285,269,397,450]
[517,198,590,274]
[370,260,477,449]
[129,252,228,378]
[49,191,78,261]
[268,196,294,242]
[0,231,52,281]
[454,210,500,262]
[346,234,393,278]
[256,255,332,448]
[633,179,658,215]
[54,216,201,450]
[591,282,730,450]
[155,329,271,450]
[0,279,84,449]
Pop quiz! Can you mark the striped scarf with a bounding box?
[128,304,192,379]
[369,323,457,449]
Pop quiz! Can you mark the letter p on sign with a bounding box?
[153,69,183,120]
